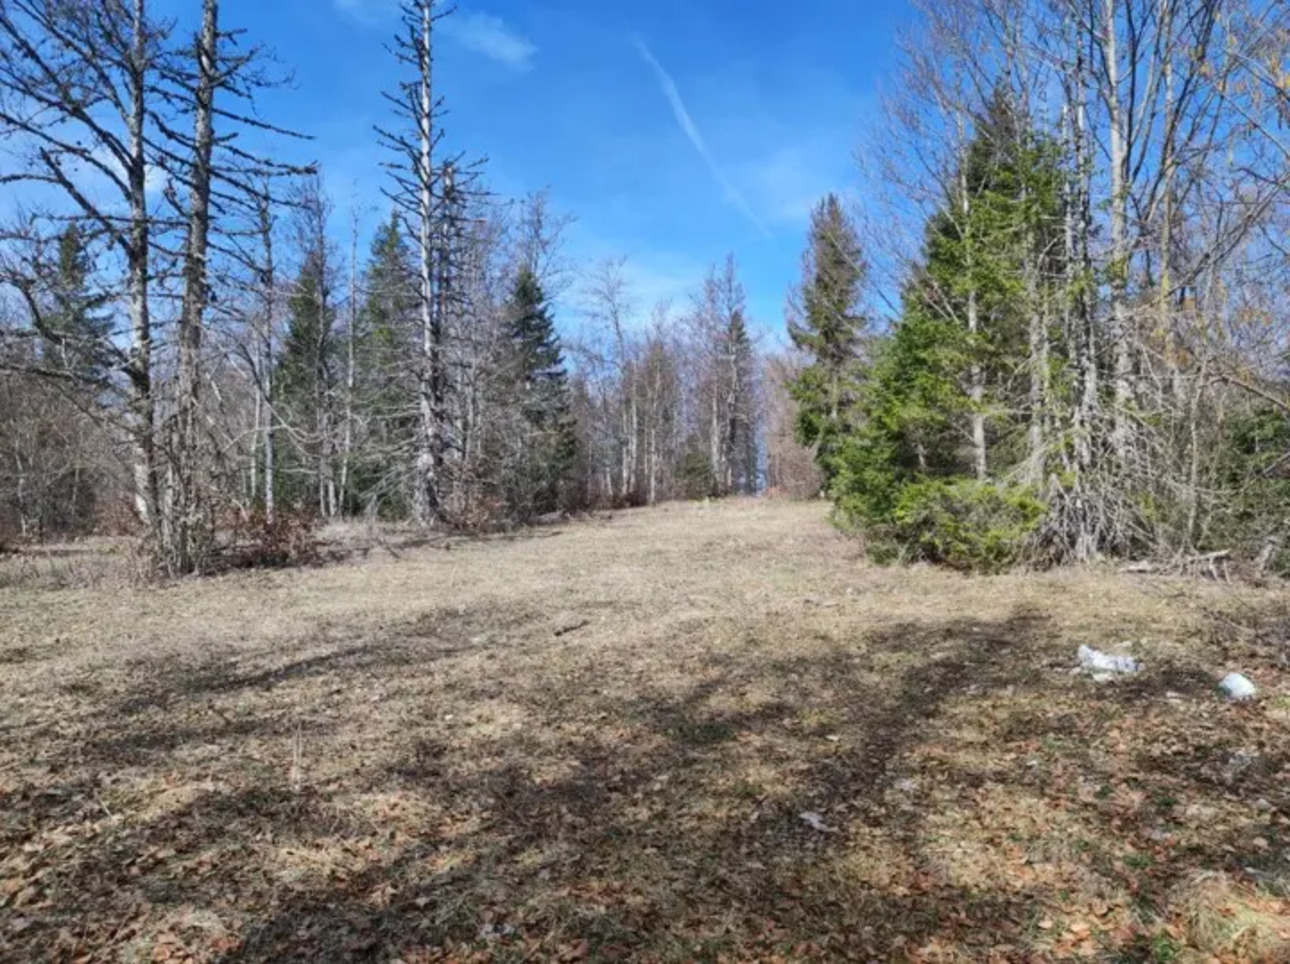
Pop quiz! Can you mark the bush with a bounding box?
[677,448,717,501]
[1212,408,1290,575]
[227,508,319,569]
[879,479,1046,573]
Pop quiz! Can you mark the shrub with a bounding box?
[1211,407,1290,575]
[880,479,1046,573]
[677,448,717,501]
[227,508,319,569]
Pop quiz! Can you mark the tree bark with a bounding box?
[125,0,159,539]
[172,0,219,573]
[413,0,443,524]
[959,135,987,482]
[1100,0,1133,463]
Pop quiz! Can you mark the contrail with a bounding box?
[633,36,771,239]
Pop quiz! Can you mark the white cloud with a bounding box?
[735,144,850,229]
[442,12,536,70]
[633,37,771,240]
[89,146,168,198]
[335,3,536,70]
[331,0,392,25]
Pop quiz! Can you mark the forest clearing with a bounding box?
[2,499,1288,962]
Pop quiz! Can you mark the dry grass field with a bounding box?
[2,499,1289,962]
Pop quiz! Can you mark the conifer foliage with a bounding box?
[788,195,868,488]
[496,265,577,519]
[792,2,1290,573]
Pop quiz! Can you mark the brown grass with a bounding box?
[1,499,1288,962]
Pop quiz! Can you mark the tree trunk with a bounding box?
[959,140,987,482]
[1063,27,1100,562]
[413,0,443,525]
[341,214,358,515]
[171,0,218,573]
[1101,0,1133,462]
[258,198,277,525]
[126,0,158,539]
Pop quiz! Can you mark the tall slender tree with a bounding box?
[788,195,868,486]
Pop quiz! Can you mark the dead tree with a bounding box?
[377,0,452,524]
[0,0,310,572]
[0,0,173,541]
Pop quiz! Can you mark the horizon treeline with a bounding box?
[0,0,813,574]
[4,0,1288,578]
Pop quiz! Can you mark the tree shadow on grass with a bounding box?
[210,609,1067,961]
[5,602,1288,962]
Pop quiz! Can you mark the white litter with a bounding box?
[1077,644,1143,675]
[799,811,834,833]
[1219,672,1257,701]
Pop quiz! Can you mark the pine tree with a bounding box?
[278,247,337,511]
[828,93,1065,569]
[349,213,419,512]
[332,211,417,516]
[507,267,566,420]
[787,195,867,486]
[41,223,110,384]
[499,265,577,518]
[363,214,418,347]
[721,302,758,494]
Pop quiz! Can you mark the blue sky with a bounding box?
[182,0,909,337]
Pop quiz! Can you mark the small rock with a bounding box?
[893,778,919,793]
[1184,803,1218,823]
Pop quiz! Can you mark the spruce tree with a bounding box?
[501,265,576,517]
[722,304,758,494]
[351,213,419,512]
[278,248,337,509]
[787,195,867,486]
[829,93,1065,568]
[41,223,110,384]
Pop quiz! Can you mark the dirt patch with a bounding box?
[1,500,1288,961]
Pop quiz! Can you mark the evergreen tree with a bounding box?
[507,267,566,421]
[721,302,758,494]
[349,212,419,513]
[787,194,868,486]
[362,213,418,352]
[829,94,1064,569]
[278,247,337,509]
[41,223,110,384]
[499,265,577,517]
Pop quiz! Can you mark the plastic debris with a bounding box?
[1077,644,1143,675]
[1219,672,1257,701]
[478,923,515,942]
[799,811,834,833]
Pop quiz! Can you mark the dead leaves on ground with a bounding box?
[2,505,1290,961]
